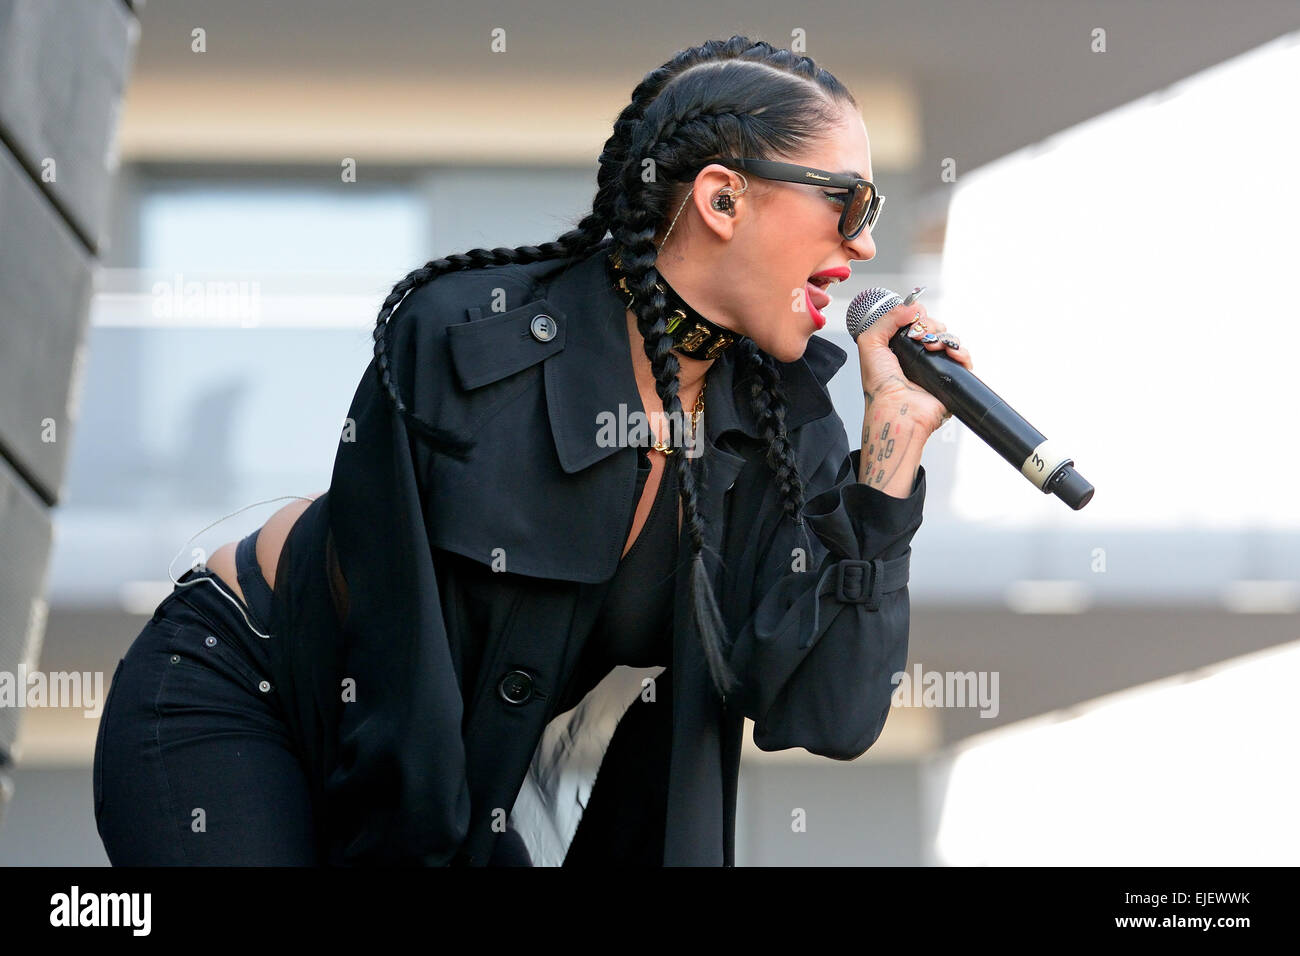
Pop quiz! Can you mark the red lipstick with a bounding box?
[804,267,852,330]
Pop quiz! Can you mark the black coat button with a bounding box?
[529,314,556,342]
[498,669,534,704]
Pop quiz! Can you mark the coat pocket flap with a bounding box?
[447,300,567,390]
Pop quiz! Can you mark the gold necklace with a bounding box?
[651,381,706,455]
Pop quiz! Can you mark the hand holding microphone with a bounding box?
[853,285,972,435]
[848,286,1094,510]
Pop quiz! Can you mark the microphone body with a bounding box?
[847,288,1094,511]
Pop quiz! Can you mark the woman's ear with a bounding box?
[690,166,745,242]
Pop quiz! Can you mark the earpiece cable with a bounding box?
[166,495,319,640]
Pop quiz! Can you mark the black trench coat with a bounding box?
[265,242,927,866]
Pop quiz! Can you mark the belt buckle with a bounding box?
[835,558,883,610]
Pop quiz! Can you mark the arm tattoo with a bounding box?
[862,378,921,490]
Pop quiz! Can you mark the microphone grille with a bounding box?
[846,287,902,339]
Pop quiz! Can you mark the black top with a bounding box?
[553,446,677,715]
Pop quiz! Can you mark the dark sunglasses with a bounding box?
[713,156,885,240]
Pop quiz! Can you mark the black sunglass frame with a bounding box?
[711,156,884,240]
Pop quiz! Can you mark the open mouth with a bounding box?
[805,273,842,314]
[803,268,850,329]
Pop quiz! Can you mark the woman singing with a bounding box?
[93,34,973,866]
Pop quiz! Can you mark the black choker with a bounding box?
[608,251,745,360]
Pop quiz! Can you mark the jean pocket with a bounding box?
[167,622,271,694]
[93,657,127,823]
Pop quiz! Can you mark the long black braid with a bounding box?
[370,35,857,700]
[736,335,816,561]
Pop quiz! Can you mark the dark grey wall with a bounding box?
[0,0,137,827]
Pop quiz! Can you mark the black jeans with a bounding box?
[93,529,319,864]
[93,529,642,866]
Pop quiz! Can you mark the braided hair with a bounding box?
[371,35,857,700]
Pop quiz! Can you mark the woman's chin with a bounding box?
[736,321,813,364]
[763,332,812,364]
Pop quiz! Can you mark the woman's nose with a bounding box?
[844,228,876,261]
